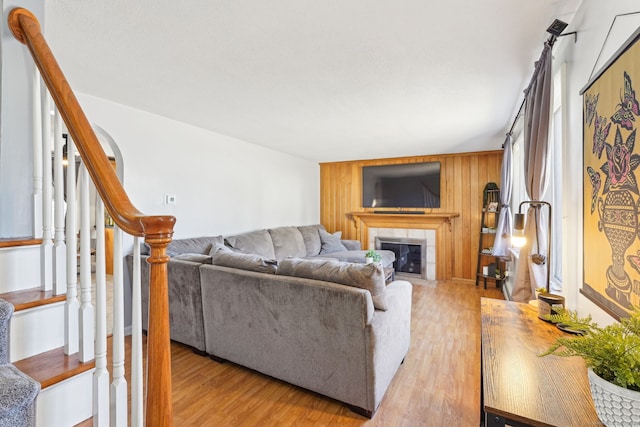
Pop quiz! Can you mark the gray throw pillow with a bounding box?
[319,229,347,254]
[268,227,307,261]
[212,251,278,274]
[297,224,325,256]
[224,230,276,259]
[277,258,389,310]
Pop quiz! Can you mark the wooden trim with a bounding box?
[0,237,42,248]
[8,8,175,425]
[14,345,95,389]
[0,287,66,312]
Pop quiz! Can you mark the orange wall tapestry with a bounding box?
[582,27,640,319]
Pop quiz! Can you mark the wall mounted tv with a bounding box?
[361,162,441,209]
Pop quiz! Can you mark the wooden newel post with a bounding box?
[144,229,174,427]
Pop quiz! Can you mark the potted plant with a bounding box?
[540,308,640,426]
[364,249,381,264]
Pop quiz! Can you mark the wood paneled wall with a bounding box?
[320,151,503,282]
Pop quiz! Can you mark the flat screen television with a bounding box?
[362,162,441,208]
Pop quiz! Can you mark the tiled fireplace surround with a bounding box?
[348,212,459,281]
[369,228,436,280]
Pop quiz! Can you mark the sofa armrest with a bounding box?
[126,255,207,351]
[367,279,412,411]
[341,239,361,251]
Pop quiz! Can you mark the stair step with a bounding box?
[0,241,43,293]
[0,237,41,248]
[0,287,66,312]
[14,346,95,389]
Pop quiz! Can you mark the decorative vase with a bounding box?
[597,190,636,309]
[588,368,640,426]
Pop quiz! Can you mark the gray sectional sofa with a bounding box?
[126,224,411,417]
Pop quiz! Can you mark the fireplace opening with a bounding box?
[375,237,427,279]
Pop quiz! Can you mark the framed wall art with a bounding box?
[581,26,640,319]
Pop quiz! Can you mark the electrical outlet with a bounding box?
[164,194,176,205]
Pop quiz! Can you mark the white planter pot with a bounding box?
[365,257,373,264]
[588,368,640,426]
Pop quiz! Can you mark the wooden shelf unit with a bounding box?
[475,186,505,289]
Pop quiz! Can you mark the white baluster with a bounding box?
[32,67,43,239]
[64,139,79,355]
[79,164,94,362]
[53,109,67,295]
[131,237,144,426]
[111,226,127,425]
[39,79,53,291]
[93,199,109,426]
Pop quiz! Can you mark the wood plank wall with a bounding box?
[319,150,503,282]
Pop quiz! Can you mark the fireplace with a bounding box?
[349,212,454,280]
[375,237,428,279]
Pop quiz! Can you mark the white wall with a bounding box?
[0,0,43,237]
[554,0,640,325]
[76,94,320,245]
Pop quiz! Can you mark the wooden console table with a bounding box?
[480,298,602,427]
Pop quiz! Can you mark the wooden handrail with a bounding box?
[8,8,175,426]
[8,8,172,238]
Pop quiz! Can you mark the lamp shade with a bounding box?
[514,213,525,231]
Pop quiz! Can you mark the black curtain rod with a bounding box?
[507,98,526,137]
[505,34,559,143]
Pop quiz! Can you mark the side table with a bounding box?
[480,298,602,426]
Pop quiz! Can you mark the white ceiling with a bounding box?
[43,0,580,163]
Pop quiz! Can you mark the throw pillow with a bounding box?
[277,258,389,310]
[319,229,347,254]
[224,230,276,260]
[212,251,278,274]
[268,227,307,261]
[297,224,325,256]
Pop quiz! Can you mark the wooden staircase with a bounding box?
[1,240,94,426]
[3,7,177,426]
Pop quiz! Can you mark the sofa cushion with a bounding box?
[340,239,361,251]
[277,258,389,310]
[150,235,225,256]
[172,253,213,264]
[297,225,325,256]
[212,251,278,274]
[319,229,347,254]
[268,227,307,261]
[225,230,276,259]
[308,249,395,268]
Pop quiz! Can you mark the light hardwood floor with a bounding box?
[79,278,503,426]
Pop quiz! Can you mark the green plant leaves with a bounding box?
[540,307,640,391]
